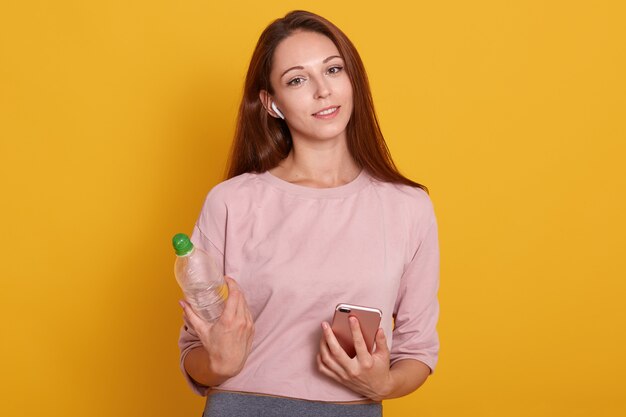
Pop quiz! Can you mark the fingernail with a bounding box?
[322,322,329,330]
[178,300,185,309]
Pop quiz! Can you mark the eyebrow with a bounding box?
[280,55,343,78]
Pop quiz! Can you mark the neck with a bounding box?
[270,137,360,188]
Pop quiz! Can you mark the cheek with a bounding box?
[282,89,313,115]
[340,80,354,106]
[341,91,354,117]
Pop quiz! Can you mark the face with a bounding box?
[261,31,353,144]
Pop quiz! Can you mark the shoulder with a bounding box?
[367,175,435,224]
[194,173,264,222]
[204,172,264,204]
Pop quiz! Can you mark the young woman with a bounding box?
[178,10,439,417]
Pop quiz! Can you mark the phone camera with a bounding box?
[339,307,351,313]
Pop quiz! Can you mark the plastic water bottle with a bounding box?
[172,233,228,322]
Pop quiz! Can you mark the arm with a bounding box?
[183,347,230,387]
[180,277,255,391]
[383,359,431,400]
[318,193,440,400]
[317,317,431,401]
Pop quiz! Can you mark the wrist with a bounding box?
[185,347,230,387]
[206,354,238,381]
[370,372,396,401]
[372,359,431,400]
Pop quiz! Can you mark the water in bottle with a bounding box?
[172,233,227,322]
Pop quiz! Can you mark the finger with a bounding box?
[318,335,349,380]
[225,276,244,302]
[234,286,246,318]
[373,327,390,357]
[224,275,239,290]
[245,324,255,351]
[321,322,352,366]
[220,277,241,322]
[235,293,254,347]
[349,316,371,359]
[238,287,254,323]
[244,303,254,328]
[179,299,209,333]
[321,322,347,357]
[240,294,255,340]
[316,353,343,384]
[232,286,253,338]
[224,279,254,344]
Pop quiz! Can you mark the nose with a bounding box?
[313,77,331,99]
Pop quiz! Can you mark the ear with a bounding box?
[259,90,282,119]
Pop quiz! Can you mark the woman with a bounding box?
[178,10,439,417]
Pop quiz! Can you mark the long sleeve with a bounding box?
[174,171,440,401]
[177,187,228,395]
[389,205,440,372]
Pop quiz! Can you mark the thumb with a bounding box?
[179,299,212,332]
[224,276,240,291]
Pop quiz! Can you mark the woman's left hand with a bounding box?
[317,317,393,401]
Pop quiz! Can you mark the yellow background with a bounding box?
[1,1,625,416]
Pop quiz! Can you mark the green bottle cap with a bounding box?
[172,233,194,256]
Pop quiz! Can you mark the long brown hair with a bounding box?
[226,10,427,192]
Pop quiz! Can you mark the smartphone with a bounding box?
[330,303,382,358]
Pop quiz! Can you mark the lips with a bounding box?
[312,106,340,118]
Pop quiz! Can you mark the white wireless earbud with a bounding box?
[271,102,285,120]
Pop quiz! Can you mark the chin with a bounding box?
[288,126,342,142]
[314,126,349,141]
[316,120,351,138]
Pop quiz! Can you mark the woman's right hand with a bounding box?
[180,276,255,380]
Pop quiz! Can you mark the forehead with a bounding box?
[272,31,341,73]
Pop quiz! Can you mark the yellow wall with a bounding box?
[1,1,625,416]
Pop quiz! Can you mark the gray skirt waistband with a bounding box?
[203,391,382,417]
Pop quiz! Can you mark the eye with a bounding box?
[327,65,344,75]
[287,77,305,86]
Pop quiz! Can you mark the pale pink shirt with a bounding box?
[178,170,439,402]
